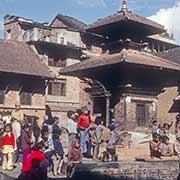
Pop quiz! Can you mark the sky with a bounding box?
[0,0,179,43]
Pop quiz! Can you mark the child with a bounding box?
[106,124,118,161]
[163,122,173,136]
[21,144,48,179]
[175,114,180,134]
[157,123,165,140]
[108,118,116,132]
[18,159,46,180]
[91,117,104,160]
[67,137,82,178]
[152,120,158,136]
[2,110,12,125]
[67,111,77,151]
[149,133,161,159]
[160,136,173,157]
[0,124,15,170]
[39,129,55,174]
[52,117,62,137]
[174,133,180,158]
[52,127,64,176]
[20,124,32,168]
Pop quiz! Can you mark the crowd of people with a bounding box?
[150,114,180,159]
[0,104,118,179]
[3,102,180,178]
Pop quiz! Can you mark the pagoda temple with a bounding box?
[61,0,180,131]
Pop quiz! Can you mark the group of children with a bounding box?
[0,105,118,179]
[4,106,180,177]
[150,115,180,159]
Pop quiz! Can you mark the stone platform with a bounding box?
[73,161,180,180]
[0,158,180,180]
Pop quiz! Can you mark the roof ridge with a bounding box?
[57,14,87,26]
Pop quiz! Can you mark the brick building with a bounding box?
[2,1,180,131]
[3,14,93,122]
[61,1,180,131]
[0,41,52,123]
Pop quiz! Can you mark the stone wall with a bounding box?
[73,161,180,180]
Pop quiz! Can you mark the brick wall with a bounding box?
[114,95,157,131]
[0,77,46,126]
[4,21,21,41]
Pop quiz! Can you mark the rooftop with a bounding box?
[0,41,52,78]
[86,1,165,36]
[61,48,180,76]
[4,14,49,29]
[50,14,87,32]
[158,47,180,64]
[148,33,178,46]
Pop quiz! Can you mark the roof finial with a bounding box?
[121,0,128,12]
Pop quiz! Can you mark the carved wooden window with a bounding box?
[48,79,66,97]
[20,92,32,105]
[20,83,32,105]
[0,82,5,104]
[0,85,5,104]
[136,103,147,127]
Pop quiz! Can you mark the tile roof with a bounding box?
[52,14,87,32]
[0,41,53,78]
[87,11,165,33]
[158,48,180,64]
[61,49,180,75]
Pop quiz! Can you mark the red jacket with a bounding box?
[77,114,90,129]
[0,132,15,149]
[22,150,45,173]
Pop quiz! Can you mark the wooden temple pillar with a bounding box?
[105,92,111,127]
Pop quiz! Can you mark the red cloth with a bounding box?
[0,132,15,149]
[22,150,45,173]
[77,114,90,129]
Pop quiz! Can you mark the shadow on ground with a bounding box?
[71,172,179,180]
[48,178,68,180]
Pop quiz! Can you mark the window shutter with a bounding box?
[136,104,146,127]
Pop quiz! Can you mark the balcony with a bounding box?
[22,27,80,48]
